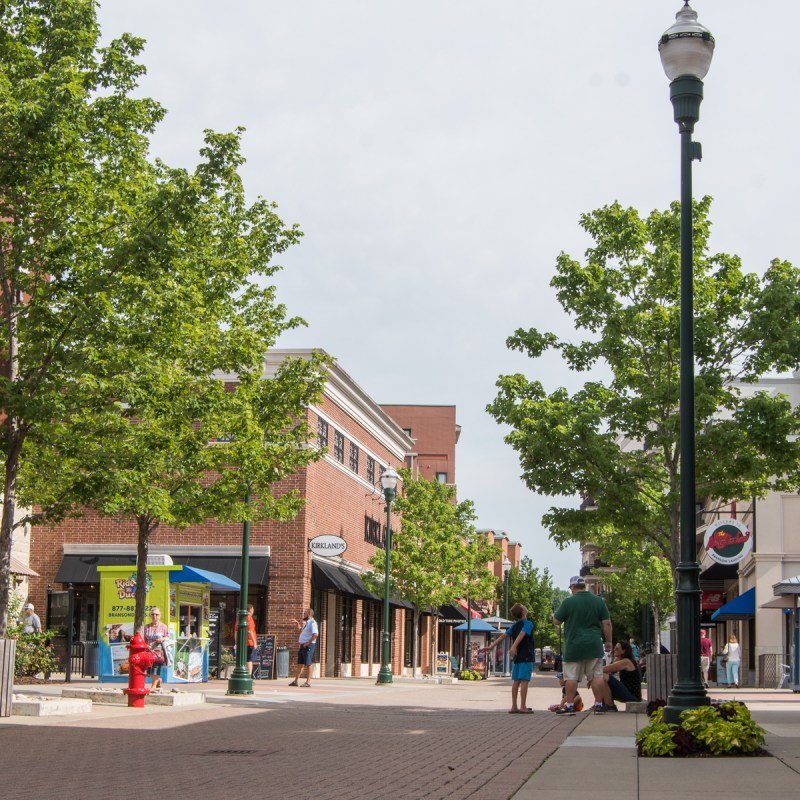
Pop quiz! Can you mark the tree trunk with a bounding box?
[134,516,158,631]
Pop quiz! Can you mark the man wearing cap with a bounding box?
[553,575,612,715]
[19,603,42,634]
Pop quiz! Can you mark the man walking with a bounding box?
[289,607,318,687]
[700,628,713,687]
[19,603,42,634]
[553,576,612,715]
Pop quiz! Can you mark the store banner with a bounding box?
[704,518,753,565]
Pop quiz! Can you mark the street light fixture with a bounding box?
[376,466,399,685]
[227,488,253,695]
[658,1,714,724]
[502,556,511,676]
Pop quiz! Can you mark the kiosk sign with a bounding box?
[704,518,753,566]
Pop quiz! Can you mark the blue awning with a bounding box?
[169,565,240,591]
[711,587,755,621]
[452,618,500,633]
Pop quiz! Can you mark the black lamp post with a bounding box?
[658,1,714,724]
[376,466,399,685]
[502,556,511,676]
[227,488,253,695]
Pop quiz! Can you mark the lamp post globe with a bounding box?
[659,2,714,725]
[376,467,399,685]
[502,556,511,676]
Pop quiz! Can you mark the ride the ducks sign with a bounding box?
[704,518,753,565]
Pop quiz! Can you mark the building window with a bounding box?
[333,430,344,463]
[402,427,412,437]
[349,442,359,473]
[404,610,413,668]
[436,472,448,484]
[340,595,353,663]
[372,603,382,664]
[317,418,328,449]
[364,515,384,548]
[366,456,375,485]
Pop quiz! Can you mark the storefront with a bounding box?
[96,563,239,684]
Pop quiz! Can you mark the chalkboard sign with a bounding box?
[253,634,276,680]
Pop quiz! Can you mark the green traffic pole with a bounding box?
[227,489,253,695]
[376,486,395,684]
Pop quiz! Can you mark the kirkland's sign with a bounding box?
[308,535,348,557]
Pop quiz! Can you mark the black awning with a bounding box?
[438,604,469,623]
[311,560,413,607]
[54,553,269,587]
[172,555,269,587]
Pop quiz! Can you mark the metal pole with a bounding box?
[377,488,395,684]
[227,489,253,694]
[664,75,709,723]
[503,571,510,676]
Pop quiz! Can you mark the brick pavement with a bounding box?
[0,697,582,800]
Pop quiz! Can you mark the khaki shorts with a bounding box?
[563,658,604,684]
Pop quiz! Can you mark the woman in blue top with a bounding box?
[480,603,535,713]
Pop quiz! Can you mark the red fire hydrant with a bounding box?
[123,632,155,708]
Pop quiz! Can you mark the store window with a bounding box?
[340,595,353,663]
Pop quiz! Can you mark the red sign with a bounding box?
[701,590,724,610]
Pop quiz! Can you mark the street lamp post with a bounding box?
[228,488,253,695]
[376,467,399,685]
[502,556,511,676]
[658,1,714,724]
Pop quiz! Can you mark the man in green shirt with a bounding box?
[553,575,613,715]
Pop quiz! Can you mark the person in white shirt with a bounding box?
[19,603,42,634]
[288,608,318,687]
[722,633,741,687]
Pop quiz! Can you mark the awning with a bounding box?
[773,575,800,595]
[54,553,269,586]
[311,560,413,608]
[760,595,797,610]
[711,587,756,621]
[169,565,239,591]
[452,618,500,633]
[438,604,469,623]
[10,555,39,577]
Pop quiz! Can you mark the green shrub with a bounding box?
[636,701,765,758]
[13,632,60,678]
[458,669,483,681]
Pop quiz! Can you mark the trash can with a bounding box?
[277,647,290,679]
[82,641,99,677]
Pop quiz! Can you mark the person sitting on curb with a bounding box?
[597,639,642,712]
[548,672,585,712]
[479,602,536,714]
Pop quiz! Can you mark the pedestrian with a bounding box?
[18,602,42,633]
[234,604,258,675]
[479,602,535,713]
[548,672,584,713]
[722,633,741,687]
[598,640,642,710]
[288,607,318,687]
[143,607,169,690]
[629,638,640,662]
[552,575,612,715]
[700,628,713,687]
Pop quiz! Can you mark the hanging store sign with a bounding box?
[701,589,725,610]
[704,518,753,566]
[308,535,348,557]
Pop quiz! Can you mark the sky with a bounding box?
[96,1,800,590]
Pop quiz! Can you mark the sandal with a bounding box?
[300,683,311,687]
[288,681,298,687]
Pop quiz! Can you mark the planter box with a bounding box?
[0,638,16,717]
[645,653,678,702]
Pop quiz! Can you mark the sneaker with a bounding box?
[592,703,606,715]
[603,703,618,712]
[556,704,576,716]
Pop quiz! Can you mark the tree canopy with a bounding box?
[0,0,326,632]
[488,198,800,579]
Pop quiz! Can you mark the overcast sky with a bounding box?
[97,2,800,589]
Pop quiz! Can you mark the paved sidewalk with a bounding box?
[3,675,800,799]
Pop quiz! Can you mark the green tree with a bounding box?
[0,1,327,633]
[488,198,800,584]
[367,470,498,676]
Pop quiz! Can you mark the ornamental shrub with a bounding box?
[636,701,765,757]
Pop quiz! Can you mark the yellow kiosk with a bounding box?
[97,563,239,684]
